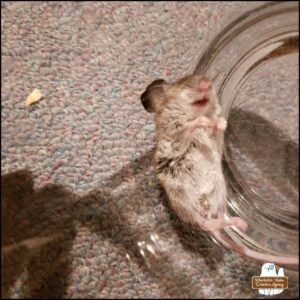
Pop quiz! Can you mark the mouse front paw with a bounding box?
[214,118,227,131]
[195,115,212,127]
[187,115,212,133]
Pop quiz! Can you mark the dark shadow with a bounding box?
[1,170,77,299]
[1,149,221,299]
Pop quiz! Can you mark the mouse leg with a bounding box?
[196,214,248,232]
[222,217,248,232]
[197,215,224,231]
[217,209,248,232]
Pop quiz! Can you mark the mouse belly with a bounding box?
[164,175,226,224]
[156,152,227,224]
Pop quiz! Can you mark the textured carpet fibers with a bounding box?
[1,1,298,299]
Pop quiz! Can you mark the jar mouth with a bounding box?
[194,1,299,270]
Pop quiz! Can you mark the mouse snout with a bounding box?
[197,80,211,92]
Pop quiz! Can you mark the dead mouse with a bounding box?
[141,74,299,265]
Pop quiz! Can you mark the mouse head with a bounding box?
[141,74,219,120]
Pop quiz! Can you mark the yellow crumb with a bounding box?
[25,88,43,106]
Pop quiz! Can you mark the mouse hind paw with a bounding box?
[226,217,248,232]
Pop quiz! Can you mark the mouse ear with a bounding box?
[140,79,167,113]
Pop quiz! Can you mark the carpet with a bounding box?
[1,1,298,298]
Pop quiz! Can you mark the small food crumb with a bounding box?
[25,88,43,106]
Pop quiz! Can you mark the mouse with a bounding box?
[140,74,299,266]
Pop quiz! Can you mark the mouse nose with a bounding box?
[198,80,211,92]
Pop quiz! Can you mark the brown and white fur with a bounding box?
[141,74,298,266]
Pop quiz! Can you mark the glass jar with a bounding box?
[194,1,299,271]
